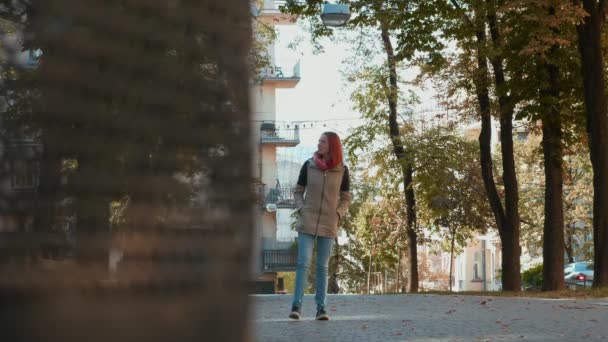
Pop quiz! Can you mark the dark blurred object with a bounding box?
[0,0,253,341]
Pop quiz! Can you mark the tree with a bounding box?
[283,0,450,293]
[412,125,493,291]
[571,0,608,287]
[437,0,523,291]
[424,0,583,290]
[345,113,493,293]
[516,134,593,265]
[489,0,593,289]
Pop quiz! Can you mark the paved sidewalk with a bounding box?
[250,294,608,342]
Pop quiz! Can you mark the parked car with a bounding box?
[564,262,594,289]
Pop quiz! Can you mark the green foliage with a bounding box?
[277,272,295,293]
[413,126,493,252]
[522,264,543,289]
[515,132,593,262]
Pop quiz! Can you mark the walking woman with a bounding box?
[289,132,351,321]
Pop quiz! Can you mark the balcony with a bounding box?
[262,249,297,272]
[260,60,301,88]
[260,122,300,147]
[256,0,298,25]
[260,185,297,209]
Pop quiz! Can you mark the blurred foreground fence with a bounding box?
[1,1,253,341]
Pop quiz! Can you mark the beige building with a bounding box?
[452,233,503,291]
[415,232,502,292]
[250,0,301,293]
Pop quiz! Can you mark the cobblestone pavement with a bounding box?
[250,294,608,342]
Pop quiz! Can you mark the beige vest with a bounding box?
[294,159,352,238]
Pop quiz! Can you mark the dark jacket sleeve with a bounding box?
[294,160,309,209]
[340,165,350,191]
[297,160,309,186]
[337,166,352,219]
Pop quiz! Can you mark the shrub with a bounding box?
[522,264,543,289]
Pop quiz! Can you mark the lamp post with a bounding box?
[320,3,350,27]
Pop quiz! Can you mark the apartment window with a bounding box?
[473,251,482,281]
[11,161,39,191]
[516,132,528,141]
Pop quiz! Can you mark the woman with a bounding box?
[289,132,351,321]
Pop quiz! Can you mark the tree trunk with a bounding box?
[396,248,401,293]
[565,223,575,264]
[33,133,63,262]
[449,226,456,292]
[405,168,419,292]
[471,20,515,292]
[380,23,418,293]
[74,157,110,273]
[540,37,565,291]
[485,0,522,291]
[574,0,608,287]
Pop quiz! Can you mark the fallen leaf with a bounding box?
[589,319,598,322]
[330,306,337,312]
[445,309,456,314]
[361,325,368,330]
[480,301,487,305]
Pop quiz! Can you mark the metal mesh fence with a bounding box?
[1,1,253,341]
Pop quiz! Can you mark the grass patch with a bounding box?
[415,288,608,299]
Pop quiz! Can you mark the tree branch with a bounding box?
[449,0,475,29]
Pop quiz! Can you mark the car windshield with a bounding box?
[574,263,593,271]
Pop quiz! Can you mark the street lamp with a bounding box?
[321,3,350,27]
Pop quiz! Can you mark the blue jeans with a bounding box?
[292,232,335,310]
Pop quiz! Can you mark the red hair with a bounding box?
[323,131,343,166]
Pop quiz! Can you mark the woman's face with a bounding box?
[317,134,330,157]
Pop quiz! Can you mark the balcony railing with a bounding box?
[261,0,285,11]
[260,60,301,80]
[260,185,297,209]
[262,249,297,272]
[260,126,300,146]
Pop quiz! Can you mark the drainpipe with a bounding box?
[482,238,487,291]
[367,251,372,294]
[258,123,264,188]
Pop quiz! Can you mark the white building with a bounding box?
[250,0,302,293]
[451,232,502,291]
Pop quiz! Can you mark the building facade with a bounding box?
[250,0,301,293]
